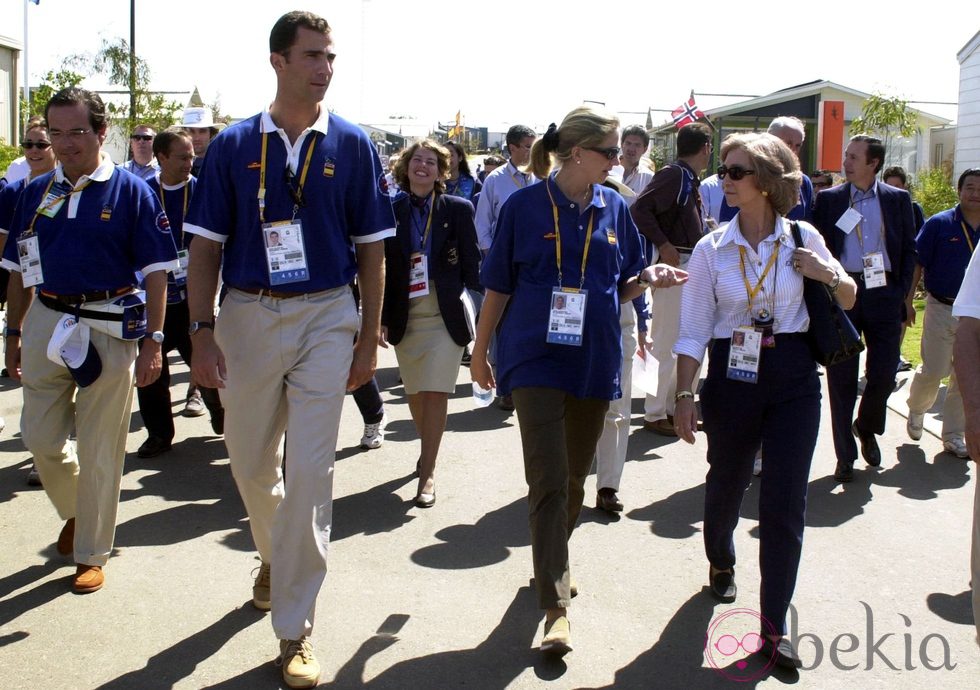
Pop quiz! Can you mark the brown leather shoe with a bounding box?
[596,487,624,513]
[643,417,677,437]
[73,565,104,594]
[57,518,75,556]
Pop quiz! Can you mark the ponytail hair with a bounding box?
[528,106,620,179]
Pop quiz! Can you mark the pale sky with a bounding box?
[3,0,971,132]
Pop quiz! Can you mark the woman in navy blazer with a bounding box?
[381,139,483,507]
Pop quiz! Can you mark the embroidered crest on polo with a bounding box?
[323,159,336,178]
[155,212,171,234]
[247,161,261,170]
[377,172,389,195]
[100,205,113,221]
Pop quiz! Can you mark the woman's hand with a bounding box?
[469,346,495,390]
[791,248,834,283]
[674,397,699,444]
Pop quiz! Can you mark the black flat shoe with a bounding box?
[596,487,624,513]
[137,436,172,459]
[851,421,880,467]
[759,636,802,669]
[834,460,854,483]
[709,566,736,603]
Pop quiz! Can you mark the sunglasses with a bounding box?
[21,140,52,150]
[586,146,622,160]
[131,134,154,142]
[717,164,755,181]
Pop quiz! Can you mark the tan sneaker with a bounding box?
[252,562,271,611]
[278,637,320,688]
[541,616,572,655]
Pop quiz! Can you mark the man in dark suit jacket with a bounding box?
[812,134,917,482]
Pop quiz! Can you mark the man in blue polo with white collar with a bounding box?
[2,87,176,595]
[184,11,394,688]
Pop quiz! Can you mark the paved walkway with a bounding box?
[0,347,976,689]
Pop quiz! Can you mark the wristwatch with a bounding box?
[188,321,214,336]
[827,268,842,294]
[149,330,165,344]
[675,390,695,402]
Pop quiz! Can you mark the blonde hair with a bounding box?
[719,133,802,216]
[528,106,620,179]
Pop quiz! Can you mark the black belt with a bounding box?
[930,293,956,306]
[39,287,133,305]
[847,271,893,283]
[39,294,126,321]
[232,286,330,300]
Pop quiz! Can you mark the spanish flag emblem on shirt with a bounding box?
[323,159,336,178]
[100,205,113,222]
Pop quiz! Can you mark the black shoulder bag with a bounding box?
[790,222,865,366]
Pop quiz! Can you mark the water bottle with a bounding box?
[472,382,494,407]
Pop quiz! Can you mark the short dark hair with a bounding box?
[621,124,650,147]
[132,123,155,135]
[850,134,885,174]
[153,129,192,159]
[445,140,472,177]
[958,168,980,192]
[676,122,712,157]
[505,124,535,147]
[270,11,331,55]
[483,154,505,167]
[882,166,907,186]
[45,87,107,132]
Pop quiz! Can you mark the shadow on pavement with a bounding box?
[330,585,559,688]
[0,569,70,631]
[627,483,705,540]
[331,474,415,542]
[927,590,975,627]
[95,606,267,690]
[411,498,528,570]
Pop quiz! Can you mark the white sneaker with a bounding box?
[943,438,970,459]
[360,413,387,450]
[752,454,763,477]
[906,413,924,441]
[183,391,206,417]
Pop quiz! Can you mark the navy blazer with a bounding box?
[383,192,484,346]
[812,181,918,299]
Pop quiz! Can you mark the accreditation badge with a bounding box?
[173,249,189,283]
[408,252,430,298]
[17,234,44,287]
[547,288,587,346]
[727,326,761,383]
[263,220,309,286]
[862,252,886,289]
[38,191,66,219]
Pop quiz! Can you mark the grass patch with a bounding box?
[901,298,926,368]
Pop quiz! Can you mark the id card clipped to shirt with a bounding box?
[862,252,886,289]
[17,234,44,287]
[263,221,309,286]
[547,288,587,346]
[408,252,430,298]
[727,326,761,383]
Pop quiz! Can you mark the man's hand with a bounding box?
[191,332,227,389]
[135,341,163,387]
[4,338,21,380]
[347,337,377,391]
[658,242,682,268]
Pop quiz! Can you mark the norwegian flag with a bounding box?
[671,96,705,129]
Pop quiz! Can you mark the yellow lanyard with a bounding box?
[26,176,92,235]
[962,221,977,253]
[738,243,779,318]
[412,192,435,251]
[258,131,318,224]
[546,178,594,291]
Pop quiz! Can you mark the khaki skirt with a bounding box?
[394,287,464,394]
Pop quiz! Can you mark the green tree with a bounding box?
[910,167,958,219]
[0,139,20,175]
[21,67,86,121]
[849,93,919,164]
[72,38,183,133]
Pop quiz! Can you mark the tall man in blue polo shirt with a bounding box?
[184,12,395,689]
[906,168,980,459]
[2,87,175,594]
[813,134,918,482]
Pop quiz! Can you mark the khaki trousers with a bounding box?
[595,308,636,492]
[907,297,964,440]
[22,300,136,567]
[217,287,359,641]
[512,387,608,609]
[973,475,980,647]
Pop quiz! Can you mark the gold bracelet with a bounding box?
[675,390,694,402]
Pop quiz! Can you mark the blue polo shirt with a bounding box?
[481,174,646,400]
[1,158,178,294]
[0,176,29,235]
[916,204,979,300]
[147,175,196,250]
[184,110,396,291]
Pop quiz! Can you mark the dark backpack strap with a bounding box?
[789,221,804,249]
